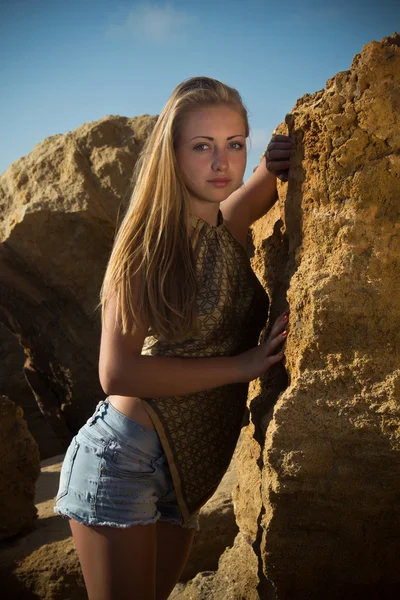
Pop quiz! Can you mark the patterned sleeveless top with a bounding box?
[139,209,269,522]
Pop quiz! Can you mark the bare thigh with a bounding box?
[155,521,196,600]
[70,519,157,600]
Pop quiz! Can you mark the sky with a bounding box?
[1,0,399,180]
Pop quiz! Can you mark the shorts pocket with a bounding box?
[56,436,80,502]
[103,440,158,478]
[77,424,108,448]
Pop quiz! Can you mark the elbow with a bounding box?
[98,362,119,396]
[98,359,141,397]
[99,372,113,396]
[99,373,123,396]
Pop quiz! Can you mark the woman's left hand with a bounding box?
[265,135,294,182]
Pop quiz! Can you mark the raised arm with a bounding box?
[221,134,293,245]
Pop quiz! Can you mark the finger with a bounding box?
[266,160,291,174]
[277,172,289,182]
[265,146,292,156]
[270,135,294,144]
[265,314,289,343]
[266,148,293,160]
[264,329,288,353]
[272,313,289,333]
[267,142,294,152]
[263,351,284,371]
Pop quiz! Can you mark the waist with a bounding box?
[108,395,156,431]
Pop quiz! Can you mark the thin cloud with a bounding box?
[293,0,340,21]
[106,2,197,44]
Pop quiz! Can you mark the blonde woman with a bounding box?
[54,76,293,600]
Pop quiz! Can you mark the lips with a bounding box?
[207,178,232,187]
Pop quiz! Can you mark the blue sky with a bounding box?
[1,0,399,180]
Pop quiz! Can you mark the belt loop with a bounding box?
[86,398,108,426]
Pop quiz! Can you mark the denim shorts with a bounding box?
[53,398,199,530]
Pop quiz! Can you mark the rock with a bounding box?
[0,114,157,451]
[0,322,64,459]
[0,454,86,599]
[171,532,260,599]
[0,395,40,540]
[181,459,238,581]
[228,32,400,599]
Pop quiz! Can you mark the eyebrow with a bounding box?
[189,134,246,141]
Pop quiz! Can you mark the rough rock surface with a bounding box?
[0,114,157,450]
[0,322,64,459]
[183,460,238,581]
[184,33,399,600]
[0,395,40,540]
[0,453,87,599]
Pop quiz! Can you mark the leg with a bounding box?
[155,521,196,600]
[70,518,157,600]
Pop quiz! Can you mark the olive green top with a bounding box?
[139,210,269,522]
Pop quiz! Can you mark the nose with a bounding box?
[211,147,228,172]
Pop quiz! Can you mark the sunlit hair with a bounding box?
[98,76,249,341]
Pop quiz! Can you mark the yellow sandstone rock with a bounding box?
[0,395,40,540]
[0,32,399,600]
[221,32,400,600]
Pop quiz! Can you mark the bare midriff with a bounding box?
[108,395,156,431]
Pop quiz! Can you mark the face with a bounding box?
[175,105,247,210]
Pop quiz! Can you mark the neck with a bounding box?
[189,200,220,227]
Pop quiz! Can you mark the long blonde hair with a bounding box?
[99,76,249,341]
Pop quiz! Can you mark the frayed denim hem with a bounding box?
[158,516,200,532]
[53,505,161,528]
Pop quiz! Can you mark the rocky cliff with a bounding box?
[0,32,399,600]
[251,33,400,599]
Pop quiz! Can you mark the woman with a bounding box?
[54,76,293,600]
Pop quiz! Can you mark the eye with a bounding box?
[193,143,210,151]
[229,142,244,150]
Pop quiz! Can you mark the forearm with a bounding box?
[103,354,242,398]
[244,159,278,223]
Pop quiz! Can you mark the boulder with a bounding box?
[0,322,64,459]
[182,459,238,581]
[0,115,157,450]
[0,395,40,540]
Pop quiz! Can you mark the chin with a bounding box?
[222,182,241,199]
